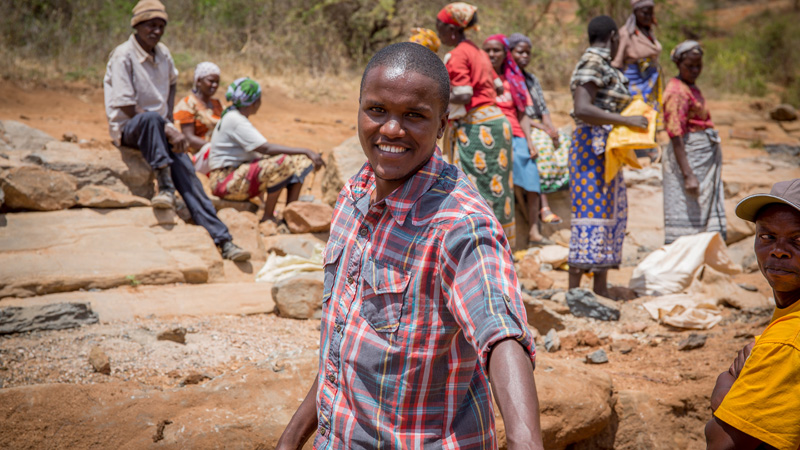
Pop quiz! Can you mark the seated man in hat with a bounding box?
[705,178,800,450]
[276,42,544,450]
[103,0,249,261]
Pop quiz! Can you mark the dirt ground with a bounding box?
[0,77,795,449]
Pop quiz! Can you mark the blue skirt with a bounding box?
[567,127,627,270]
[512,135,541,193]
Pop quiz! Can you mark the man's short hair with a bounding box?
[360,42,451,115]
[588,15,618,44]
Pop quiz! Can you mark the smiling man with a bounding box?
[276,42,544,450]
[705,179,800,450]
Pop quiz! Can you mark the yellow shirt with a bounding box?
[715,299,800,450]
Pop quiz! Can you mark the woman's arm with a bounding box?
[518,113,537,159]
[573,83,647,129]
[253,142,325,169]
[669,136,699,196]
[179,123,209,152]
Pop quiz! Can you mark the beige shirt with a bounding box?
[611,25,662,69]
[103,34,179,146]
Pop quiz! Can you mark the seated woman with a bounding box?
[208,78,324,223]
[508,32,568,223]
[661,41,725,244]
[173,62,222,174]
[482,34,550,246]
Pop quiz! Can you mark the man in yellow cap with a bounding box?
[103,0,250,261]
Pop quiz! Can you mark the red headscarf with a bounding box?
[483,34,528,113]
[437,2,478,29]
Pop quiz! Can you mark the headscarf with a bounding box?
[483,34,528,113]
[507,33,532,52]
[222,77,262,117]
[409,28,441,53]
[437,2,478,30]
[624,0,656,34]
[131,0,168,27]
[670,40,703,63]
[193,62,221,92]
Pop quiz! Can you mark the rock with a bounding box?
[22,140,154,198]
[566,288,621,321]
[623,166,662,187]
[75,185,150,208]
[689,265,769,309]
[282,201,333,234]
[519,273,554,292]
[622,321,649,334]
[538,245,570,267]
[551,291,567,304]
[516,254,541,279]
[678,333,707,351]
[271,274,324,319]
[321,136,367,207]
[770,103,798,121]
[0,303,99,334]
[157,328,187,345]
[259,220,279,237]
[607,285,638,301]
[181,373,211,386]
[0,120,54,151]
[261,233,326,259]
[0,165,78,211]
[585,349,609,364]
[725,197,756,245]
[726,235,758,273]
[521,294,565,333]
[62,132,78,143]
[88,346,111,375]
[738,283,758,292]
[780,120,800,133]
[544,329,561,352]
[572,330,602,347]
[217,208,266,260]
[611,341,633,354]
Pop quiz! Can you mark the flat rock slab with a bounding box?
[0,302,98,334]
[0,283,275,322]
[0,208,223,299]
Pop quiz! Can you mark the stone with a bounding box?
[321,136,367,207]
[780,120,800,133]
[261,233,327,259]
[544,329,560,352]
[678,333,707,351]
[271,274,324,319]
[0,165,78,211]
[689,265,769,309]
[770,103,798,121]
[216,208,266,260]
[521,294,565,334]
[88,346,111,375]
[585,349,609,364]
[725,197,756,245]
[611,341,633,354]
[0,120,54,151]
[259,220,279,237]
[282,201,333,234]
[607,285,638,301]
[550,291,567,304]
[0,303,99,334]
[727,235,758,273]
[622,321,649,334]
[157,328,187,345]
[62,132,78,143]
[538,245,570,267]
[516,254,541,279]
[75,185,150,208]
[566,288,621,321]
[181,373,211,386]
[573,330,602,347]
[23,140,154,198]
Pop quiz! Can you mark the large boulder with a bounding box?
[75,185,150,208]
[0,120,54,152]
[321,136,366,207]
[217,208,266,260]
[271,274,324,319]
[283,201,333,234]
[262,233,327,259]
[770,104,798,122]
[0,302,98,334]
[0,165,78,211]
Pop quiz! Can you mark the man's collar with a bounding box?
[349,148,445,226]
[587,46,612,61]
[129,33,159,64]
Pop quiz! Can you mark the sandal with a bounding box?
[540,207,562,224]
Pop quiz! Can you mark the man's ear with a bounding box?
[437,109,449,139]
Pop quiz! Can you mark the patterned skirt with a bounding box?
[624,60,662,129]
[208,154,313,201]
[568,126,627,270]
[452,105,515,242]
[530,125,571,193]
[662,129,726,244]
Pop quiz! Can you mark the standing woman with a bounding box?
[568,16,648,297]
[482,34,549,246]
[508,32,568,221]
[612,0,663,128]
[662,41,725,244]
[174,62,222,174]
[436,2,516,242]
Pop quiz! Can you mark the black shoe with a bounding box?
[220,241,251,262]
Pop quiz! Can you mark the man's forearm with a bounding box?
[488,338,544,450]
[276,378,319,450]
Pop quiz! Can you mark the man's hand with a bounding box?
[729,341,755,379]
[165,124,189,153]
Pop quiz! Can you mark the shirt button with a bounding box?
[346,276,354,284]
[327,374,336,383]
[319,426,326,436]
[359,227,368,237]
[335,324,342,334]
[503,294,511,304]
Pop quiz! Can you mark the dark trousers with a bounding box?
[122,112,232,245]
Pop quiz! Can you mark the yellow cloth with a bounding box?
[604,97,655,183]
[715,299,800,450]
[409,28,441,53]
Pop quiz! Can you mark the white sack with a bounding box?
[642,294,722,330]
[256,244,324,284]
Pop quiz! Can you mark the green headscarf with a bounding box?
[222,77,262,117]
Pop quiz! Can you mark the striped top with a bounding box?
[570,47,632,127]
[313,150,535,449]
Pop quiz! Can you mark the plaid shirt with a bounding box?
[313,150,535,449]
[570,47,632,127]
